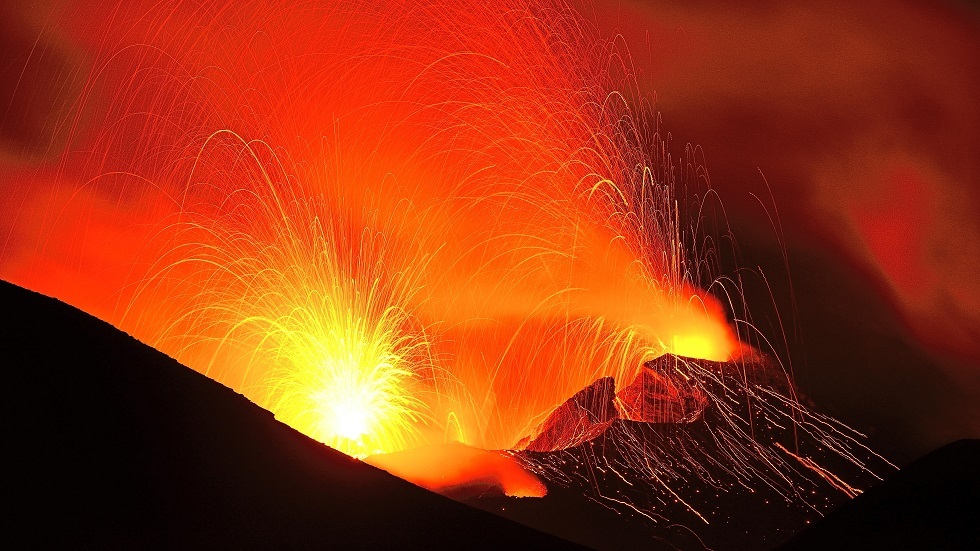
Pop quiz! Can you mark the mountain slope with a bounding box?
[2,280,583,549]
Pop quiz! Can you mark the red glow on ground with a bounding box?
[365,443,547,499]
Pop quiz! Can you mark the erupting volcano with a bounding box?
[5,0,974,548]
[4,0,743,456]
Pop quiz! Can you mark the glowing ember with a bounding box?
[0,0,891,538]
[366,443,547,499]
[0,0,739,456]
[120,152,435,458]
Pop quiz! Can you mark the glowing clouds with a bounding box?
[670,335,721,361]
[0,1,907,534]
[2,0,743,460]
[365,443,547,499]
[118,133,435,458]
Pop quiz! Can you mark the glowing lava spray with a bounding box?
[1,0,736,455]
[0,2,891,527]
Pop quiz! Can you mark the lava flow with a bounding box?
[1,0,888,529]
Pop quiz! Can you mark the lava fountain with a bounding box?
[3,0,736,454]
[0,0,888,531]
[123,133,437,457]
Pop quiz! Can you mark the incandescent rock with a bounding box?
[616,355,708,423]
[519,376,618,452]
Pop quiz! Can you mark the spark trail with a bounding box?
[7,0,736,451]
[0,0,891,541]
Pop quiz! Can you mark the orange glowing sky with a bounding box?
[1,0,977,464]
[0,0,743,460]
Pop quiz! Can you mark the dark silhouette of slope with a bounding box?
[2,280,585,550]
[778,439,980,550]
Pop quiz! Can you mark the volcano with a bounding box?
[2,280,582,549]
[469,354,894,550]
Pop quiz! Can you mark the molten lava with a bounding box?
[0,0,739,460]
[365,443,547,499]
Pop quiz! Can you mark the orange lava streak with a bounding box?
[1,0,736,455]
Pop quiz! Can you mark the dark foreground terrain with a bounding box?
[2,280,583,549]
[779,438,979,550]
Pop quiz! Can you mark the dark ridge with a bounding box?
[2,279,586,550]
[778,439,980,550]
